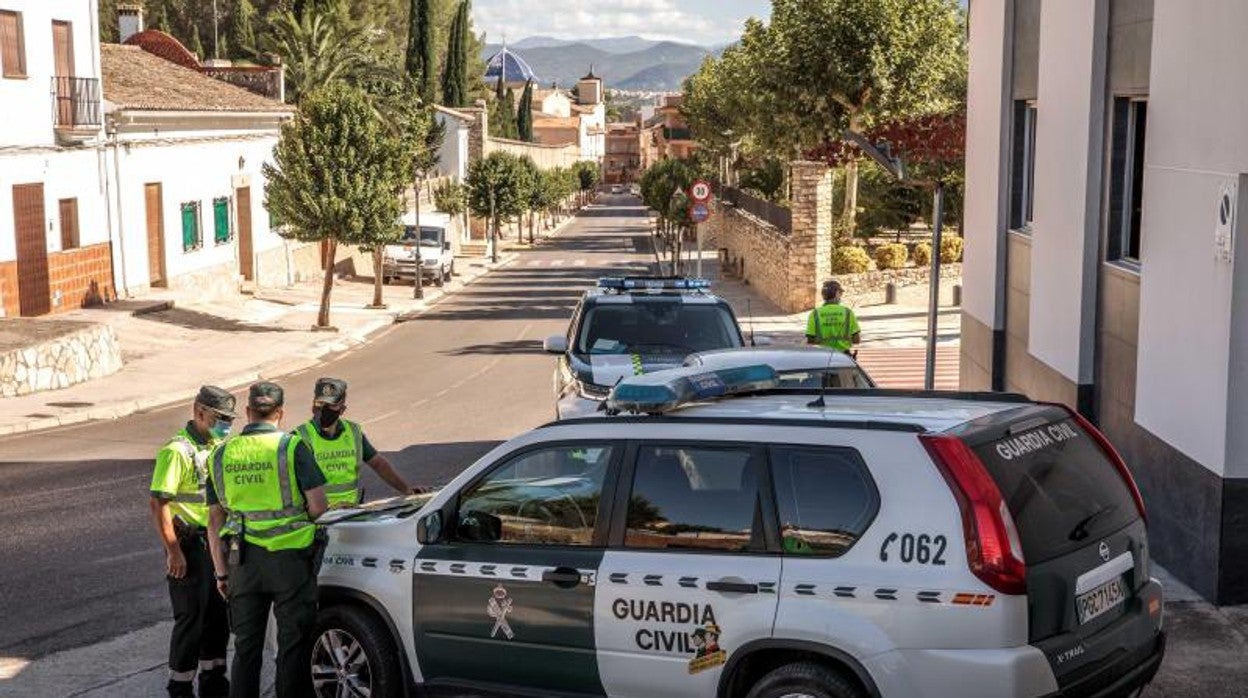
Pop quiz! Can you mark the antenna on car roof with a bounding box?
[807,350,837,409]
[747,299,757,347]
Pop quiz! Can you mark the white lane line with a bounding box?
[528,260,544,267]
[0,658,30,680]
[573,259,587,267]
[362,410,400,425]
[550,260,566,267]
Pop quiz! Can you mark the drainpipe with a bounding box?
[107,116,132,297]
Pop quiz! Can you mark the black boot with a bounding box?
[166,679,194,698]
[198,667,230,698]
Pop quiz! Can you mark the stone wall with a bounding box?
[0,320,122,396]
[706,162,833,313]
[836,263,964,301]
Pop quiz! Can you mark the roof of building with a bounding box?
[534,88,569,101]
[484,47,540,84]
[582,65,600,81]
[101,44,292,113]
[533,116,580,129]
[433,104,475,122]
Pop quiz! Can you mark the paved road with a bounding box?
[0,196,653,662]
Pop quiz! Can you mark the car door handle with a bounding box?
[706,580,759,594]
[542,567,582,589]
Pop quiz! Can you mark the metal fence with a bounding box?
[720,186,792,234]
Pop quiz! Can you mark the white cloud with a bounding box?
[472,0,744,46]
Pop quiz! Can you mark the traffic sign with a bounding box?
[690,180,713,203]
[690,202,711,224]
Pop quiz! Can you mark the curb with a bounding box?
[0,251,525,438]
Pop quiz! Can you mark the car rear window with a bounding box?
[973,418,1139,564]
[576,301,741,355]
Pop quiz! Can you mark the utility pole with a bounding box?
[413,169,426,299]
[212,0,220,60]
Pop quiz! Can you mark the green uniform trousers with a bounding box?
[227,543,317,698]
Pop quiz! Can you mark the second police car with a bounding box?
[312,365,1164,698]
[544,277,747,419]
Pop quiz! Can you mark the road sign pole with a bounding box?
[696,222,703,279]
[925,181,945,391]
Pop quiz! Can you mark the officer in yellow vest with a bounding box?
[205,382,328,698]
[298,377,422,507]
[806,279,861,353]
[149,386,235,698]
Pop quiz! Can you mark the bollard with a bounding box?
[885,282,897,305]
[952,284,962,307]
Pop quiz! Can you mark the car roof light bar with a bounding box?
[605,364,780,415]
[597,277,711,292]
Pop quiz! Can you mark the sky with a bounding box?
[472,0,773,48]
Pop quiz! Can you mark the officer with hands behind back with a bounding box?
[298,377,424,507]
[150,385,236,698]
[206,382,328,698]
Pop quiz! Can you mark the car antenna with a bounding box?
[747,299,757,347]
[807,349,837,409]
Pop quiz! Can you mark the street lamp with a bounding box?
[413,168,427,300]
[842,130,945,391]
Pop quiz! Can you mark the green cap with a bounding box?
[314,377,347,406]
[248,381,284,409]
[195,385,236,418]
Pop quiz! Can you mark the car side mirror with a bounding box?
[543,335,569,354]
[456,510,502,543]
[416,511,443,545]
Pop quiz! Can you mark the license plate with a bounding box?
[1076,576,1127,624]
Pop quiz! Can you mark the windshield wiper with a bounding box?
[1068,504,1118,541]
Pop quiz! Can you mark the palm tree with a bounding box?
[262,10,372,102]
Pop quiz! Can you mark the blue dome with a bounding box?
[484,48,539,84]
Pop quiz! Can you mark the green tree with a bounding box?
[405,0,436,102]
[516,156,542,243]
[466,152,528,261]
[440,0,471,107]
[231,0,259,56]
[189,22,205,58]
[100,0,119,43]
[433,179,467,217]
[517,80,535,142]
[261,9,371,102]
[264,83,411,327]
[572,160,601,193]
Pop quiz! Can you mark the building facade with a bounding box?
[0,0,112,317]
[963,0,1248,602]
[604,122,642,183]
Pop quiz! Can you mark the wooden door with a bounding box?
[12,184,51,317]
[144,183,167,287]
[235,186,254,280]
[52,21,73,125]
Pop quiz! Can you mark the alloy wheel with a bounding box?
[311,628,373,698]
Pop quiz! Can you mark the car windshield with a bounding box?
[575,301,741,355]
[401,226,443,245]
[775,368,874,389]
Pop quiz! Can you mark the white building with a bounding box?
[0,0,111,317]
[101,39,294,299]
[963,0,1248,603]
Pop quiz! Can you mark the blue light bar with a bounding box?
[606,364,779,414]
[598,277,711,292]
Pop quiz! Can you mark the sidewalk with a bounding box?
[0,253,516,436]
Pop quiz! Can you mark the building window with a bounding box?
[58,198,79,250]
[213,197,232,244]
[0,10,26,78]
[180,201,202,252]
[1009,100,1037,231]
[1108,98,1147,263]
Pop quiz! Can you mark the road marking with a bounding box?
[362,410,400,425]
[527,260,543,267]
[550,260,566,267]
[573,259,587,267]
[0,657,30,680]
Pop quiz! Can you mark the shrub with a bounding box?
[913,241,932,267]
[874,243,909,270]
[832,246,871,274]
[940,235,964,263]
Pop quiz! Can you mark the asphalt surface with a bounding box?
[0,196,654,661]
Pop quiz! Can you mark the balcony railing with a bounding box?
[51,76,102,130]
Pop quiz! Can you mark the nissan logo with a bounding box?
[1099,542,1111,562]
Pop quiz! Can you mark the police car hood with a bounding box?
[317,492,436,526]
[572,351,687,387]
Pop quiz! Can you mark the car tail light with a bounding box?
[921,434,1028,595]
[1055,406,1148,524]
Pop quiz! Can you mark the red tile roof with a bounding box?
[101,44,293,113]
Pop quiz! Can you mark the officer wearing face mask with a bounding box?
[296,377,422,507]
[148,385,235,698]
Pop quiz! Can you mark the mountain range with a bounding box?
[482,36,721,91]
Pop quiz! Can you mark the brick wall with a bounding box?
[707,162,833,313]
[47,243,116,312]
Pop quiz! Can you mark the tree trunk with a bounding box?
[844,158,860,232]
[317,238,338,327]
[371,247,385,307]
[529,211,536,243]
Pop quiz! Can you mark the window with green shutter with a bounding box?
[213,197,231,244]
[181,201,202,252]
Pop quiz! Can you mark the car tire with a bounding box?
[434,269,445,287]
[744,662,865,698]
[312,605,403,698]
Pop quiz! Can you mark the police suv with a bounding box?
[543,277,746,419]
[314,365,1165,698]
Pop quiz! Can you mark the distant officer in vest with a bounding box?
[298,377,422,507]
[806,279,861,353]
[149,385,236,698]
[206,382,328,698]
